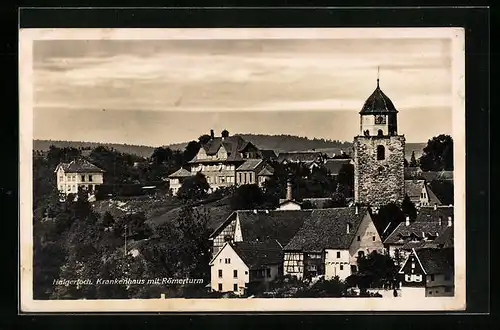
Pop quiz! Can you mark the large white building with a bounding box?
[54,159,105,196]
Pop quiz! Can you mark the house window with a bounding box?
[218,283,223,291]
[429,291,433,295]
[411,262,415,269]
[225,258,231,264]
[244,173,247,183]
[238,173,242,183]
[340,264,344,271]
[430,274,435,281]
[233,283,238,292]
[357,251,365,258]
[219,176,225,183]
[81,175,85,182]
[377,129,383,136]
[445,287,451,293]
[357,236,361,241]
[372,236,376,241]
[267,268,271,278]
[444,274,451,281]
[351,265,357,273]
[245,271,248,275]
[377,145,385,160]
[89,175,93,182]
[336,251,341,258]
[218,270,222,278]
[233,270,238,278]
[59,176,63,181]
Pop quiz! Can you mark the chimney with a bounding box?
[210,129,214,140]
[434,203,437,210]
[405,216,410,226]
[286,178,293,201]
[448,216,452,227]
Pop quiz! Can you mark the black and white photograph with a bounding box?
[19,27,465,312]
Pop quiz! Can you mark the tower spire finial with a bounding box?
[377,66,380,87]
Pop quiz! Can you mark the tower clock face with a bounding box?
[375,115,386,124]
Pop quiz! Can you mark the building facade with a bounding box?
[54,159,105,197]
[188,130,275,191]
[354,79,405,207]
[283,206,385,281]
[167,167,193,196]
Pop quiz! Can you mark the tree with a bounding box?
[419,134,453,171]
[198,134,211,145]
[354,251,398,292]
[404,158,409,167]
[409,151,418,167]
[401,194,417,221]
[375,203,405,239]
[183,141,201,164]
[294,277,346,297]
[230,184,265,210]
[177,172,210,202]
[113,212,153,240]
[324,191,347,208]
[337,164,354,197]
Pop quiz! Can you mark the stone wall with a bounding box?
[354,135,405,206]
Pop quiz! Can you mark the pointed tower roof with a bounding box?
[359,79,398,115]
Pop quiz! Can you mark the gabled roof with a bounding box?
[236,159,263,171]
[232,240,283,269]
[191,135,252,163]
[258,164,274,176]
[359,81,398,115]
[416,206,453,223]
[384,220,451,245]
[433,226,454,248]
[404,167,423,179]
[324,159,352,175]
[284,207,369,252]
[277,151,324,163]
[426,186,443,206]
[168,168,192,178]
[54,159,105,173]
[210,210,312,247]
[414,248,454,275]
[405,179,426,199]
[259,149,277,160]
[420,171,454,182]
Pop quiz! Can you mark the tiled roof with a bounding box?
[259,149,277,160]
[302,198,333,209]
[232,240,283,269]
[384,220,451,245]
[359,83,398,114]
[426,186,443,206]
[236,159,263,171]
[192,135,251,163]
[419,171,454,182]
[168,168,192,178]
[404,167,423,179]
[258,164,274,176]
[277,151,324,163]
[415,247,454,274]
[433,226,454,248]
[324,159,352,175]
[284,207,369,252]
[416,206,453,223]
[238,210,312,247]
[55,159,105,173]
[405,179,425,200]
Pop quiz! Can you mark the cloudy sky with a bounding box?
[33,35,453,146]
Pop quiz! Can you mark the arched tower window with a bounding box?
[377,129,383,136]
[377,145,385,160]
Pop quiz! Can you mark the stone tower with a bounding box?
[353,78,405,207]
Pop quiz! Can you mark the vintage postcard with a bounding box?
[19,27,465,312]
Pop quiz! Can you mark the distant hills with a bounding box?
[33,140,156,158]
[34,137,427,160]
